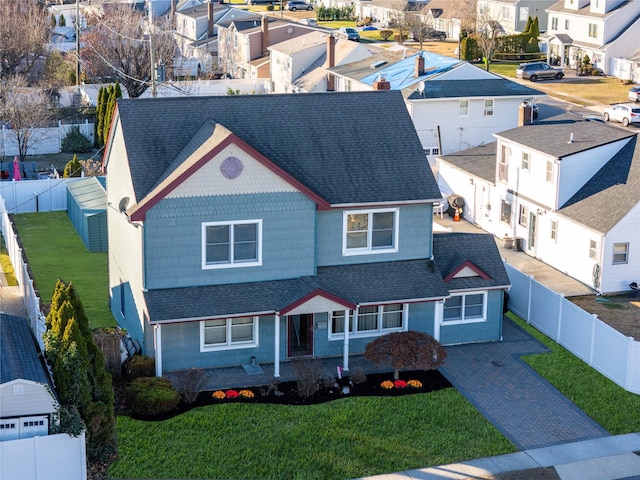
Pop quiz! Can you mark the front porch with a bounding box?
[165,354,397,392]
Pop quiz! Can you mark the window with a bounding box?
[565,19,570,29]
[442,293,486,324]
[459,99,469,116]
[343,209,398,255]
[546,161,553,183]
[519,205,528,226]
[202,220,261,268]
[613,243,629,264]
[500,199,512,225]
[484,99,494,116]
[330,304,406,339]
[424,147,440,156]
[589,239,598,259]
[588,23,597,38]
[550,220,557,241]
[201,317,258,351]
[499,145,509,182]
[551,17,558,30]
[521,152,530,170]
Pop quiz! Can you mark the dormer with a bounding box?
[590,0,625,14]
[564,0,589,10]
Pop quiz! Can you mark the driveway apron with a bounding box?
[440,319,609,450]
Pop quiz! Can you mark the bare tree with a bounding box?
[407,14,432,50]
[0,0,51,82]
[475,9,504,71]
[0,75,52,162]
[81,4,177,98]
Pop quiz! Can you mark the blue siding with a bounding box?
[316,204,433,266]
[439,290,504,345]
[110,282,145,351]
[144,192,317,289]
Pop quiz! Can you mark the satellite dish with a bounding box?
[118,197,130,213]
[417,81,425,95]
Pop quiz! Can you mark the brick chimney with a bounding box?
[414,55,425,77]
[518,102,533,126]
[261,16,269,56]
[208,2,214,38]
[373,74,390,90]
[326,35,335,91]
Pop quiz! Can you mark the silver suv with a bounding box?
[516,62,564,82]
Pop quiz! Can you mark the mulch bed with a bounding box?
[129,369,452,421]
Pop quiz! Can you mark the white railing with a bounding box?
[505,262,640,395]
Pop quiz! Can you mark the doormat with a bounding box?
[242,364,264,375]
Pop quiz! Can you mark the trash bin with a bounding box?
[513,238,523,252]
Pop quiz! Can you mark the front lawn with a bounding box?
[12,211,115,329]
[110,389,515,480]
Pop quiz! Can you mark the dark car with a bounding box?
[515,62,564,81]
[286,1,313,10]
[411,27,446,41]
[338,27,360,41]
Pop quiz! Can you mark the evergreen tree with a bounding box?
[51,13,57,28]
[103,85,116,146]
[63,154,83,177]
[530,17,540,38]
[59,13,66,27]
[95,86,106,147]
[522,16,532,36]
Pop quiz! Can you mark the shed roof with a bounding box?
[66,177,107,212]
[0,314,51,386]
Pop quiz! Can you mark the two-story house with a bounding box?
[329,51,544,170]
[436,112,639,294]
[103,91,510,378]
[477,0,557,34]
[541,0,640,79]
[422,0,477,40]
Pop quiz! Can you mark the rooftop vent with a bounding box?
[370,60,387,69]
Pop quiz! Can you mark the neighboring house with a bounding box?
[436,113,639,294]
[270,32,371,93]
[0,314,58,442]
[103,91,510,379]
[217,15,317,79]
[541,0,640,80]
[329,51,545,169]
[477,0,556,34]
[422,0,476,40]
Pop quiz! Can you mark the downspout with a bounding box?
[274,313,281,377]
[342,308,350,372]
[154,324,162,377]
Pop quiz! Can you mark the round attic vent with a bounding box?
[220,156,243,179]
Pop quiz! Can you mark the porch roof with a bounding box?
[144,259,449,323]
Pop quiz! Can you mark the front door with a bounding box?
[287,314,313,357]
[528,212,537,250]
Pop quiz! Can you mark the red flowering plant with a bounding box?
[225,390,239,399]
[393,380,408,389]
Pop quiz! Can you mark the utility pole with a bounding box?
[148,1,157,98]
[75,0,80,86]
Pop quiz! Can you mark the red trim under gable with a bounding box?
[443,260,491,283]
[279,289,356,316]
[129,131,330,221]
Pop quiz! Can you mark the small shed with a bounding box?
[66,176,108,252]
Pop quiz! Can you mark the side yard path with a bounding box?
[440,319,609,450]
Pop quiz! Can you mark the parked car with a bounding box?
[515,62,564,81]
[410,27,446,41]
[338,27,360,41]
[629,85,640,103]
[602,103,640,127]
[299,18,317,26]
[286,1,313,10]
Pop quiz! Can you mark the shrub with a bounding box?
[291,358,327,398]
[266,4,274,10]
[126,377,180,416]
[125,355,155,380]
[320,373,336,390]
[172,367,206,404]
[61,126,93,153]
[63,154,83,178]
[393,33,407,44]
[364,331,447,380]
[349,366,367,385]
[379,30,393,41]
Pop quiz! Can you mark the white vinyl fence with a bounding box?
[0,121,94,157]
[0,432,87,480]
[505,263,640,395]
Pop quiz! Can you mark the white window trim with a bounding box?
[328,304,408,341]
[521,152,530,171]
[589,239,598,260]
[441,292,487,325]
[202,219,262,269]
[484,99,494,116]
[200,317,259,352]
[612,242,629,265]
[459,99,469,116]
[342,208,399,256]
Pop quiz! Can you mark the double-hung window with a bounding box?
[442,293,486,324]
[459,99,469,116]
[589,239,598,259]
[500,199,512,225]
[546,161,553,183]
[613,243,629,264]
[499,145,509,182]
[550,220,558,242]
[521,152,530,171]
[588,24,597,38]
[203,220,262,268]
[343,209,398,255]
[330,304,406,339]
[519,205,528,226]
[551,17,558,30]
[201,317,258,351]
[484,99,494,116]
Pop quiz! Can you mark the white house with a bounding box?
[436,113,639,294]
[329,51,545,169]
[541,0,640,80]
[477,0,557,34]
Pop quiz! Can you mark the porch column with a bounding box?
[342,308,350,372]
[274,313,280,378]
[434,301,442,341]
[154,324,162,377]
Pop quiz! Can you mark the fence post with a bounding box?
[58,120,62,153]
[557,294,564,342]
[526,274,534,323]
[589,313,598,365]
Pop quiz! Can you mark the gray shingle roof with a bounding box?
[495,114,634,158]
[405,78,544,100]
[144,259,450,322]
[437,142,497,183]
[0,314,51,386]
[433,233,511,291]
[560,135,640,234]
[115,91,442,206]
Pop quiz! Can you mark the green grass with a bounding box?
[110,389,515,480]
[508,312,640,435]
[12,212,115,329]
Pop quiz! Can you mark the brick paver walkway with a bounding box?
[440,319,609,450]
